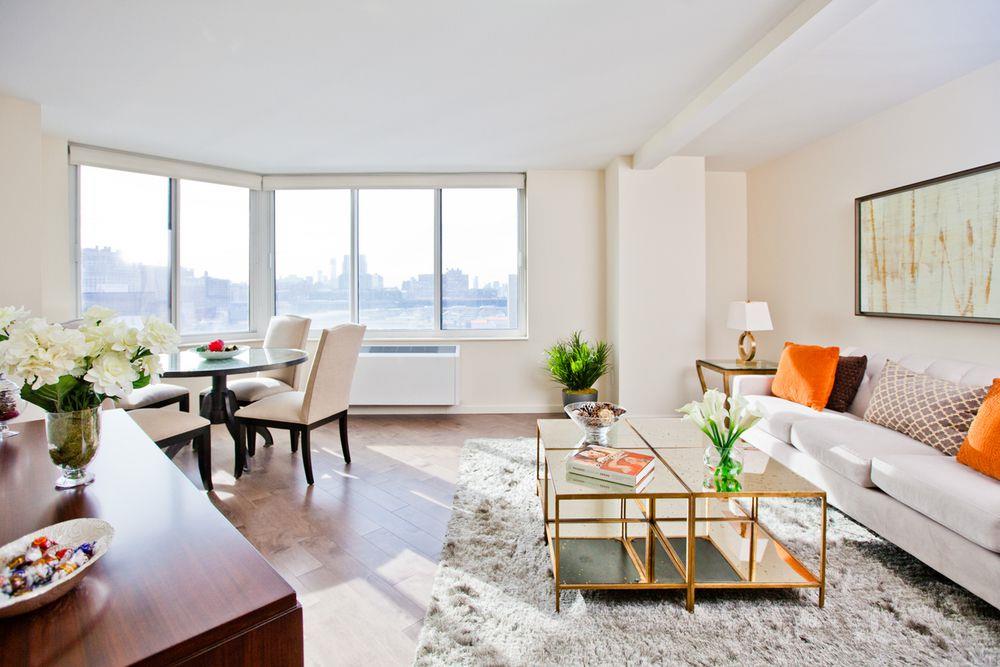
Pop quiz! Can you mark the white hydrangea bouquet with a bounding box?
[678,389,761,492]
[0,305,179,487]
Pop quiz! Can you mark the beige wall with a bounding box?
[0,95,44,313]
[40,134,74,322]
[705,171,747,358]
[0,94,72,321]
[45,167,608,414]
[747,60,1000,364]
[607,156,706,414]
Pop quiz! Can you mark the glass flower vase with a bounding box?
[0,375,22,441]
[46,407,102,489]
[704,439,744,492]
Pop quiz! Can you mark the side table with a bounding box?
[696,358,778,395]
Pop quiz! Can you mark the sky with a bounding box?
[80,166,518,286]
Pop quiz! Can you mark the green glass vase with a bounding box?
[703,440,744,492]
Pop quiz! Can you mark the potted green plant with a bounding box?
[544,331,612,407]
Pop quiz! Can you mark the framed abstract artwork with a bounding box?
[855,161,1000,324]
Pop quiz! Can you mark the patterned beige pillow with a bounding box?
[864,360,988,455]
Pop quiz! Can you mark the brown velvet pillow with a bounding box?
[825,355,868,412]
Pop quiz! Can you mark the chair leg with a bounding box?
[247,425,256,458]
[290,430,299,453]
[235,423,247,479]
[260,427,274,447]
[196,430,213,491]
[179,394,190,413]
[300,428,314,485]
[338,413,351,464]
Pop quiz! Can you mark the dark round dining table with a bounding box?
[159,348,308,444]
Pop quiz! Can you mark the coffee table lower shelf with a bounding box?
[540,494,826,613]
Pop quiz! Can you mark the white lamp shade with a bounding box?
[727,301,773,332]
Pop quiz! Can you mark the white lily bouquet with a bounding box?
[678,389,761,492]
[0,305,180,487]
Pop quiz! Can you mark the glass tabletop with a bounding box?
[627,417,708,449]
[538,419,646,449]
[698,358,778,371]
[159,348,308,377]
[653,445,822,496]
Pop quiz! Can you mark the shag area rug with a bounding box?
[413,437,999,666]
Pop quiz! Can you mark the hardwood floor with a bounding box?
[169,412,550,666]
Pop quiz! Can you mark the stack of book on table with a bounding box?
[565,445,655,489]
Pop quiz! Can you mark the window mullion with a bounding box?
[434,188,442,332]
[169,178,180,327]
[350,189,360,324]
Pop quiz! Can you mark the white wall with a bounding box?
[747,60,1000,364]
[705,171,747,358]
[607,156,706,414]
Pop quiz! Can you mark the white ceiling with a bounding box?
[0,0,797,172]
[0,0,997,173]
[685,0,1000,170]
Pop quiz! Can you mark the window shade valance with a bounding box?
[69,144,525,191]
[260,172,526,190]
[69,144,264,190]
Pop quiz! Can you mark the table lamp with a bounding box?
[727,301,772,362]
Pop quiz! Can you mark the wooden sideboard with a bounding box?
[0,410,303,665]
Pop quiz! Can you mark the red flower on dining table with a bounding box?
[207,339,225,352]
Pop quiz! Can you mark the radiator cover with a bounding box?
[350,345,460,406]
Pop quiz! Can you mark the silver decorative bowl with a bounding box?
[194,346,246,360]
[564,401,627,445]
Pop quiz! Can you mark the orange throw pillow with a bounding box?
[771,342,840,411]
[957,378,1000,480]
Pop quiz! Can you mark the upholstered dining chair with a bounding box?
[126,408,213,491]
[62,319,191,412]
[200,314,311,449]
[233,324,365,485]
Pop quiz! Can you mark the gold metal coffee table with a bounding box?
[536,417,827,613]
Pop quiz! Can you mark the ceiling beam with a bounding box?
[632,0,877,170]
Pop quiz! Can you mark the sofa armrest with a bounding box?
[731,374,775,397]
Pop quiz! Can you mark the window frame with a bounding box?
[72,153,527,342]
[270,185,527,340]
[73,165,270,343]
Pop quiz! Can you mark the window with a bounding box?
[76,164,256,338]
[270,186,524,336]
[79,166,170,326]
[357,189,436,330]
[178,180,250,334]
[275,190,352,328]
[75,148,525,340]
[441,188,519,330]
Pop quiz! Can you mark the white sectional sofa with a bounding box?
[732,347,1000,610]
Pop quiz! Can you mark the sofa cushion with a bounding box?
[864,360,988,455]
[840,346,1000,419]
[771,342,840,410]
[826,355,867,412]
[957,378,1000,481]
[791,420,942,487]
[746,395,856,444]
[871,454,1000,552]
